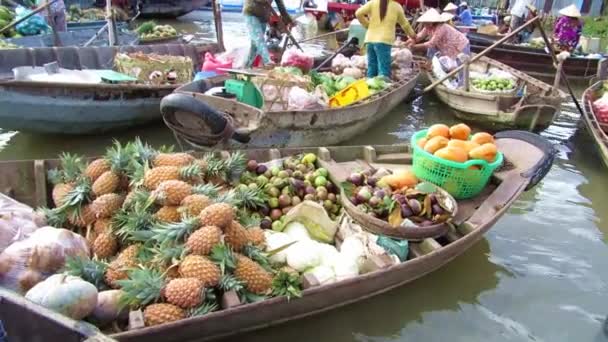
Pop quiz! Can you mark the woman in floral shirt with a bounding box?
[553,4,583,52]
[408,9,470,59]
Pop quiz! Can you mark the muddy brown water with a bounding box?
[1,10,607,342]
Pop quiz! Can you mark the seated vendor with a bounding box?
[407,8,470,59]
[457,1,473,26]
[498,16,511,34]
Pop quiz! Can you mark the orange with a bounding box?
[449,123,471,140]
[434,146,469,163]
[423,136,449,154]
[471,132,495,145]
[426,124,450,139]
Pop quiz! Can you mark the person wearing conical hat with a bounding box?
[442,3,458,25]
[457,1,473,26]
[553,4,583,52]
[407,8,470,59]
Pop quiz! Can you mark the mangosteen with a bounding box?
[356,186,372,203]
[327,193,337,203]
[259,204,270,216]
[256,164,268,175]
[368,196,381,208]
[305,185,316,195]
[367,177,377,187]
[347,173,363,186]
[325,181,337,193]
[260,218,272,229]
[373,189,386,199]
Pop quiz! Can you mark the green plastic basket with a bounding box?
[411,129,504,199]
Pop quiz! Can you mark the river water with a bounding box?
[1,10,607,342]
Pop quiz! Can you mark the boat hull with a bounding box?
[468,32,608,84]
[582,81,608,168]
[426,56,564,130]
[169,72,419,148]
[0,83,173,135]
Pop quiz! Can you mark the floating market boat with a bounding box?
[467,32,608,84]
[0,43,220,135]
[161,68,420,149]
[3,27,138,48]
[0,132,555,341]
[426,55,566,130]
[582,81,608,168]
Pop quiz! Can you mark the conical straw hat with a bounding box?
[559,4,581,18]
[417,8,444,23]
[440,12,455,22]
[443,3,458,11]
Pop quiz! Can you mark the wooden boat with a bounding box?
[426,55,566,130]
[0,131,555,341]
[0,43,220,135]
[581,81,608,168]
[467,32,608,84]
[4,27,138,48]
[161,68,420,149]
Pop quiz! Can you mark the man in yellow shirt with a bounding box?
[356,0,416,78]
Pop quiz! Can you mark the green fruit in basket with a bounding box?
[314,176,327,187]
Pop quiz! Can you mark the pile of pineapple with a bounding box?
[44,139,301,329]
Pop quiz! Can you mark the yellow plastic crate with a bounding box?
[328,79,370,108]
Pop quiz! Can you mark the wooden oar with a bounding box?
[423,15,540,93]
[0,0,57,35]
[297,28,348,44]
[534,21,584,115]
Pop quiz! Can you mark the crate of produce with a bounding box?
[411,127,503,199]
[114,52,193,85]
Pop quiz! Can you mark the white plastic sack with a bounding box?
[218,46,250,69]
[287,87,326,110]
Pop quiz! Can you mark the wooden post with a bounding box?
[212,0,225,51]
[552,57,565,92]
[106,0,117,46]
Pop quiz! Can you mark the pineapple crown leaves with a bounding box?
[117,267,166,309]
[124,159,146,189]
[114,205,157,243]
[63,256,109,291]
[56,180,92,211]
[191,183,221,199]
[148,243,186,270]
[188,301,219,318]
[210,243,237,275]
[129,137,158,166]
[51,152,86,184]
[218,274,245,293]
[271,271,302,301]
[149,216,200,245]
[224,151,247,180]
[179,163,203,181]
[233,186,268,210]
[237,210,262,228]
[37,207,68,228]
[242,245,273,273]
[105,139,134,173]
[239,291,268,304]
[202,152,247,183]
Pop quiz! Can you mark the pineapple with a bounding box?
[143,164,200,190]
[85,158,111,182]
[92,171,120,197]
[91,193,124,219]
[117,267,165,307]
[105,244,141,288]
[247,227,266,247]
[93,232,119,259]
[154,206,181,223]
[67,204,96,228]
[147,244,184,279]
[48,153,85,207]
[199,203,234,229]
[93,218,113,234]
[178,255,220,287]
[153,153,195,168]
[202,152,246,184]
[164,278,205,309]
[144,303,185,327]
[152,180,192,206]
[179,194,211,217]
[224,220,249,252]
[234,254,272,295]
[185,225,221,256]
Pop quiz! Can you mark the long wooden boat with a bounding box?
[468,32,608,84]
[581,81,608,168]
[0,132,555,341]
[426,55,566,130]
[161,68,419,149]
[4,27,138,48]
[0,43,220,135]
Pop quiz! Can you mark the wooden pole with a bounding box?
[423,15,540,93]
[0,0,58,35]
[534,21,584,115]
[297,28,348,43]
[107,0,117,46]
[212,0,224,51]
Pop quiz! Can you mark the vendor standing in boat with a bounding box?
[243,0,292,67]
[508,0,535,42]
[407,8,470,59]
[355,0,416,79]
[552,4,583,52]
[40,0,67,32]
[457,2,473,26]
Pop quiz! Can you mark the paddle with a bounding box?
[297,28,349,44]
[423,15,541,93]
[533,21,585,116]
[0,0,58,35]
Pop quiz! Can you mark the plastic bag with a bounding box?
[331,53,352,74]
[291,13,319,41]
[217,46,250,70]
[287,87,325,110]
[15,6,50,36]
[438,56,458,72]
[202,52,233,74]
[0,226,90,294]
[0,194,46,253]
[281,48,315,73]
[391,48,413,66]
[350,55,367,70]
